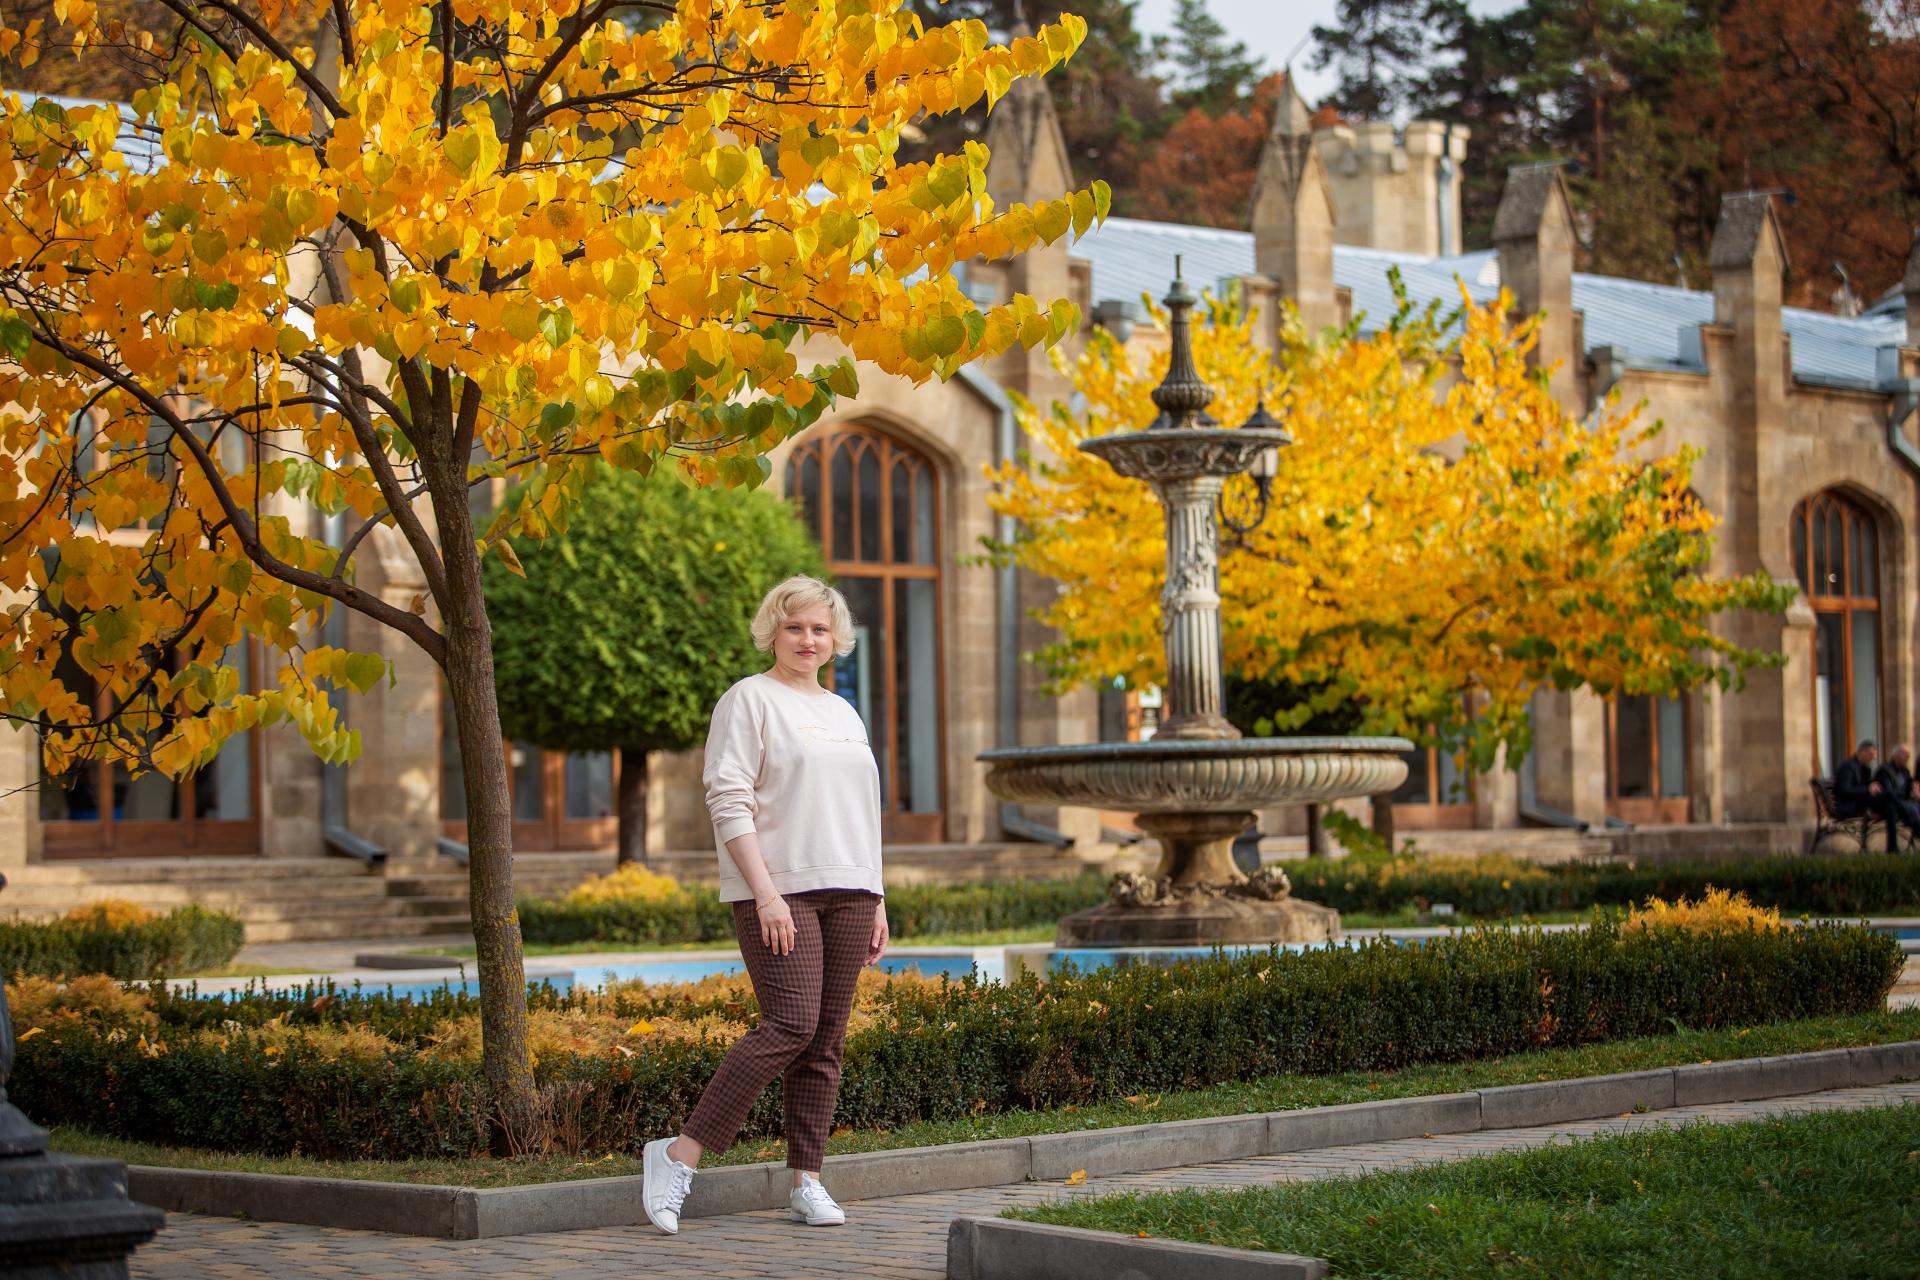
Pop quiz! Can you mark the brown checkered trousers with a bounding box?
[681,888,879,1171]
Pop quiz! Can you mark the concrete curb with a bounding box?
[947,1217,1328,1280]
[126,1039,1920,1238]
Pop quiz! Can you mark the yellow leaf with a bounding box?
[16,1027,43,1042]
[627,1020,656,1036]
[1063,1169,1086,1186]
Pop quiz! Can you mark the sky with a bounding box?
[1130,0,1519,106]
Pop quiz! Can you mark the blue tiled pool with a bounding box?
[581,951,982,987]
[200,950,987,1002]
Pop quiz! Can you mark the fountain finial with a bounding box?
[1148,259,1217,431]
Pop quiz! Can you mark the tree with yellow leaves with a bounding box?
[0,0,1107,1130]
[988,284,1793,780]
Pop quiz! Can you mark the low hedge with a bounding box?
[1289,852,1920,919]
[0,903,244,979]
[517,873,1112,946]
[13,920,1900,1160]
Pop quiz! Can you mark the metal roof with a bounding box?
[1070,216,1909,390]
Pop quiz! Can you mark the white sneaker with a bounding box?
[641,1138,696,1234]
[789,1173,846,1226]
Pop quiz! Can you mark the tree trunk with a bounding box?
[1305,803,1329,858]
[442,621,535,1151]
[1370,792,1395,851]
[617,746,648,865]
[429,449,535,1152]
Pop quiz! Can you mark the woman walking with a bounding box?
[641,575,890,1234]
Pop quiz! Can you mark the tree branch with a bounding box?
[26,324,447,664]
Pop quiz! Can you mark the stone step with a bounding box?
[12,857,373,885]
[1,879,392,914]
[241,913,473,944]
[381,876,471,899]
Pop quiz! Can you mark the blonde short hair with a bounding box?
[751,575,856,657]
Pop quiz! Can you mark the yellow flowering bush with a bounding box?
[6,973,155,1029]
[60,900,159,929]
[1624,887,1784,936]
[563,864,687,907]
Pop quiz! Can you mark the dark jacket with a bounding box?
[1874,762,1916,806]
[1834,755,1880,813]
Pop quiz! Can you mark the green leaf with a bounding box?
[388,278,422,314]
[192,280,239,311]
[0,312,31,360]
[538,307,573,348]
[538,402,577,441]
[923,315,966,357]
[340,652,389,694]
[823,358,859,399]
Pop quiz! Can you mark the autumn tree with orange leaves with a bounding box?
[0,0,1106,1130]
[988,288,1794,777]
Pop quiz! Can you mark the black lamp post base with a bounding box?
[0,1151,165,1279]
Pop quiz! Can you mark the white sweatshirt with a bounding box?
[702,672,885,902]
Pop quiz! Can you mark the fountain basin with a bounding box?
[980,735,1412,813]
[983,736,1411,947]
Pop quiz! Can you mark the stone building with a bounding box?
[4,75,1918,937]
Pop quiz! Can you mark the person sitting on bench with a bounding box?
[1873,743,1920,851]
[1834,739,1898,852]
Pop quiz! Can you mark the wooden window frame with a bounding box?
[1392,742,1477,831]
[1793,493,1884,777]
[41,636,266,859]
[1604,695,1691,824]
[437,700,620,853]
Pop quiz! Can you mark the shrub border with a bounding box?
[123,1040,1920,1239]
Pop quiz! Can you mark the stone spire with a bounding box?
[1493,163,1580,410]
[1248,74,1338,335]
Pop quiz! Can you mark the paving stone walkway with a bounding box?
[130,1081,1920,1279]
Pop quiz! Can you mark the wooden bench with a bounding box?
[1808,777,1914,853]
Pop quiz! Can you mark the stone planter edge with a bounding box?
[121,1039,1918,1239]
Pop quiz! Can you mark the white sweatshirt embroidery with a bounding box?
[702,672,885,902]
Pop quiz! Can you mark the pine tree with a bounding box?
[1164,0,1264,115]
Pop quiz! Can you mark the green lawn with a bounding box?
[1010,1104,1920,1278]
[48,1007,1920,1188]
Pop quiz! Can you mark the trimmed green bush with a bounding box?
[13,920,1900,1160]
[1288,852,1920,919]
[517,873,1112,946]
[0,904,244,979]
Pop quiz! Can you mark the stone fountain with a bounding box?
[980,264,1411,947]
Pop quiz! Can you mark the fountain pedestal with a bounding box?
[1058,811,1340,945]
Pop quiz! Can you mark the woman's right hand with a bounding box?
[756,893,797,955]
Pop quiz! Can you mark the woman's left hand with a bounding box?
[866,898,890,966]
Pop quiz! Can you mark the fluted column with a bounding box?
[1155,474,1235,740]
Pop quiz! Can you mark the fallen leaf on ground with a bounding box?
[1064,1169,1087,1186]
